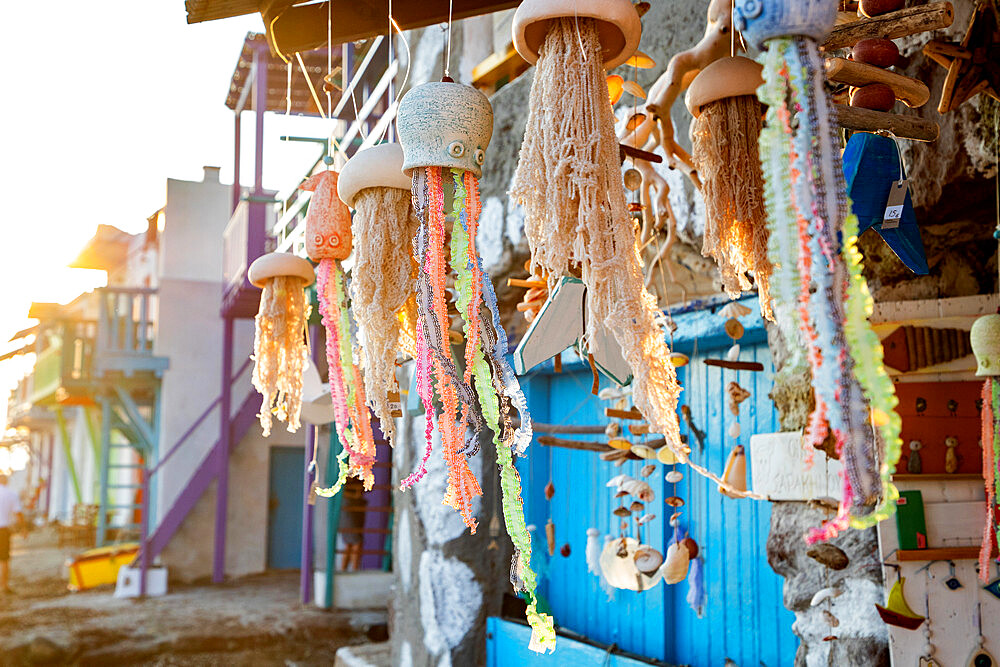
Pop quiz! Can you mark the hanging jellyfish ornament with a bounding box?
[337,144,420,451]
[301,169,378,492]
[735,0,903,541]
[247,252,316,437]
[972,311,1000,581]
[510,0,686,457]
[396,79,555,652]
[685,56,774,321]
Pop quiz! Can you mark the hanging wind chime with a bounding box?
[736,0,904,541]
[248,252,316,436]
[303,168,379,492]
[510,0,685,454]
[396,78,554,652]
[337,143,420,450]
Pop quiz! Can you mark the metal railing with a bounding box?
[274,38,400,255]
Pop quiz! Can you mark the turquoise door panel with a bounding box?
[267,446,304,570]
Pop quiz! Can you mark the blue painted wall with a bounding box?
[515,298,798,667]
[267,446,305,569]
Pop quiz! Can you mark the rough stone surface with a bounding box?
[768,503,888,667]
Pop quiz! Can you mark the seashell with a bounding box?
[560,543,571,558]
[641,464,657,478]
[665,470,683,484]
[810,587,843,607]
[728,422,741,439]
[718,302,752,319]
[636,513,656,525]
[623,80,647,100]
[609,438,633,450]
[822,610,840,627]
[613,506,632,517]
[725,317,745,340]
[633,1,651,18]
[669,511,682,526]
[637,486,655,503]
[657,446,679,465]
[631,444,657,459]
[623,51,656,69]
[615,489,629,498]
[607,75,625,104]
[625,112,647,131]
[598,385,631,401]
[727,382,751,415]
[806,544,850,570]
[630,501,645,513]
[546,519,556,556]
[726,344,741,361]
[606,474,630,488]
[634,546,664,574]
[545,481,555,501]
[662,541,690,584]
[600,537,663,592]
[605,422,622,438]
[665,496,685,507]
[669,351,690,367]
[682,536,699,559]
[623,168,642,191]
[719,445,747,498]
[620,520,629,533]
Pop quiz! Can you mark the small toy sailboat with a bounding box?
[875,577,925,630]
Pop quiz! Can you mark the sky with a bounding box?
[0,1,337,412]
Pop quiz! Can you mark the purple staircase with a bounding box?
[140,358,259,567]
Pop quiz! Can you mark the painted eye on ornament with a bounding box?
[328,234,340,247]
[474,148,485,165]
[313,234,323,245]
[448,141,466,158]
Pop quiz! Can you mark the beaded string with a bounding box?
[981,379,1000,581]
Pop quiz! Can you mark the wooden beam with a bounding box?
[834,104,940,142]
[268,0,521,58]
[823,2,955,51]
[895,546,979,561]
[825,57,930,108]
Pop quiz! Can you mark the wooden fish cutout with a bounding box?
[880,325,972,372]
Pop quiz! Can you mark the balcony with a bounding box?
[222,197,271,319]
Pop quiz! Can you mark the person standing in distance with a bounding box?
[0,474,25,595]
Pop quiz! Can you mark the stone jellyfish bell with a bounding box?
[971,312,1000,376]
[336,143,419,451]
[397,81,494,179]
[396,80,555,653]
[247,252,315,437]
[513,0,641,70]
[685,56,774,321]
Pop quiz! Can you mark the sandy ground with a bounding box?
[0,527,387,665]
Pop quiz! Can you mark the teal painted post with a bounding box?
[97,397,112,546]
[324,427,343,608]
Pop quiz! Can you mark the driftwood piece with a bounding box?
[703,359,765,372]
[822,2,955,51]
[605,407,645,421]
[825,57,930,107]
[538,436,666,452]
[834,105,940,142]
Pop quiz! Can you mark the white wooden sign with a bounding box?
[749,431,843,501]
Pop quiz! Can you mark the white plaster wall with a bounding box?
[159,168,229,283]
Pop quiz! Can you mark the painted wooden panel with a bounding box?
[267,446,305,569]
[487,617,662,667]
[518,298,797,666]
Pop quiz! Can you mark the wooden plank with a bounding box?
[604,407,644,420]
[823,2,955,51]
[825,57,930,107]
[896,546,979,561]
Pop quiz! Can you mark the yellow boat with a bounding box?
[66,543,139,592]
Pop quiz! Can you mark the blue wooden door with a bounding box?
[517,297,797,666]
[267,446,304,569]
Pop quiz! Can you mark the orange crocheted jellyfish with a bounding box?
[303,169,378,493]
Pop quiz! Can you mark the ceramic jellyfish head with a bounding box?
[396,81,494,179]
[733,0,838,50]
[512,0,642,69]
[300,170,353,262]
[971,313,1000,376]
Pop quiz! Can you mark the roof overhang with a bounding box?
[188,0,521,57]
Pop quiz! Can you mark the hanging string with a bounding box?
[444,0,454,78]
[296,52,328,120]
[730,0,736,58]
[327,0,333,122]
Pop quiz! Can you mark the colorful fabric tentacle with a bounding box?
[982,379,1000,581]
[757,37,902,542]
